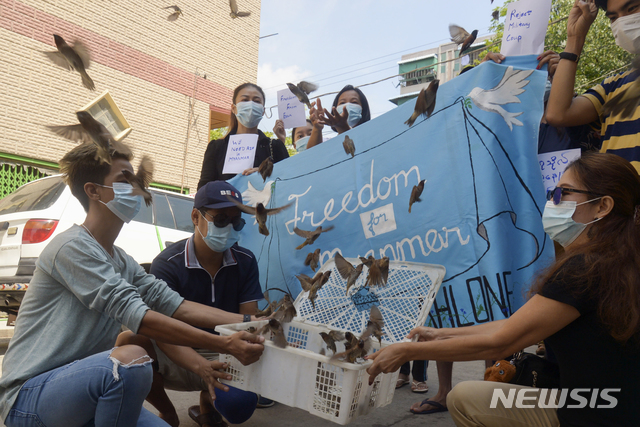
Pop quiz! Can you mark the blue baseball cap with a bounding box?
[194,181,243,210]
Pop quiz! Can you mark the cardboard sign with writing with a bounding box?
[278,88,307,129]
[222,134,259,174]
[501,0,552,56]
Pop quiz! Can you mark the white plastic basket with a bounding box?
[216,259,445,425]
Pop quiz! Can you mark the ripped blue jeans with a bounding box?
[5,349,168,427]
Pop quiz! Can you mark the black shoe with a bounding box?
[256,395,275,408]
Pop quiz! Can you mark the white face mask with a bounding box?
[542,200,603,247]
[611,13,640,54]
[296,136,310,152]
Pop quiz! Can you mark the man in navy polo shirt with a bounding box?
[117,181,264,427]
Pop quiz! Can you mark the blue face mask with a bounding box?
[97,182,142,223]
[197,211,240,252]
[235,101,264,128]
[335,103,362,128]
[296,136,310,152]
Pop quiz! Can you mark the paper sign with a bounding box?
[538,148,581,192]
[222,134,258,174]
[500,0,552,57]
[277,88,307,129]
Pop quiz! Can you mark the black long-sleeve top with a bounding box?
[197,130,289,190]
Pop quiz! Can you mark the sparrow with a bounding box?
[359,256,375,268]
[44,34,94,90]
[229,0,251,18]
[342,135,355,158]
[334,253,363,295]
[492,10,500,20]
[227,197,292,236]
[122,155,154,206]
[258,318,287,348]
[255,290,278,318]
[449,24,478,54]
[331,335,371,363]
[365,257,390,288]
[304,248,321,272]
[602,56,640,119]
[361,305,384,344]
[164,5,183,21]
[297,271,330,310]
[258,157,273,182]
[344,331,358,350]
[246,326,257,333]
[286,81,319,109]
[319,330,345,354]
[405,80,439,127]
[408,179,425,213]
[273,293,297,323]
[47,111,132,164]
[294,225,335,250]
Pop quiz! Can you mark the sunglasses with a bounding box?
[201,211,246,231]
[546,187,602,205]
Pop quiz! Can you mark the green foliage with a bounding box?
[481,0,632,92]
[209,127,228,141]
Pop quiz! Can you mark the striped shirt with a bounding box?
[583,69,640,173]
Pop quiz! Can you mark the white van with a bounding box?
[0,175,195,318]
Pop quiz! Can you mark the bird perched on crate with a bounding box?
[227,197,291,236]
[405,80,439,127]
[320,330,345,354]
[409,179,426,213]
[258,318,287,348]
[331,333,371,363]
[365,257,390,288]
[287,81,319,109]
[294,226,334,250]
[334,253,363,295]
[449,24,478,55]
[47,111,132,165]
[229,0,251,18]
[343,136,355,158]
[305,248,321,272]
[273,293,296,323]
[122,155,154,206]
[44,34,94,91]
[258,157,273,182]
[297,271,330,310]
[164,5,183,21]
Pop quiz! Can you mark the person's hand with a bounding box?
[309,99,325,131]
[537,50,560,78]
[365,343,409,385]
[195,359,232,402]
[225,331,264,366]
[407,326,440,342]
[273,119,286,143]
[482,52,505,64]
[242,167,258,176]
[320,104,350,134]
[566,0,598,43]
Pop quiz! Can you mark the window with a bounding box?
[153,194,176,229]
[80,91,132,141]
[133,196,154,225]
[167,195,194,232]
[0,177,65,215]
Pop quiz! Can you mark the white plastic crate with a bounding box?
[216,259,445,425]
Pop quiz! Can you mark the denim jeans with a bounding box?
[5,350,169,427]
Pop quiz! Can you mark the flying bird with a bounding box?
[44,34,94,90]
[122,155,154,206]
[602,56,640,119]
[258,157,273,182]
[320,330,345,354]
[229,0,251,18]
[365,257,390,288]
[409,179,425,213]
[255,290,279,318]
[47,111,132,164]
[286,81,319,109]
[492,10,500,20]
[467,66,534,131]
[294,225,334,250]
[258,318,287,348]
[164,5,183,21]
[331,332,371,363]
[342,135,355,157]
[334,253,363,295]
[273,293,296,323]
[449,24,478,54]
[297,271,330,310]
[405,80,439,126]
[361,305,384,345]
[227,197,291,236]
[304,248,321,272]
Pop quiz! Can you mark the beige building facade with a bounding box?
[0,0,261,195]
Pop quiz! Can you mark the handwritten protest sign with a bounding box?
[222,134,258,174]
[278,88,307,129]
[500,0,552,57]
[538,148,581,192]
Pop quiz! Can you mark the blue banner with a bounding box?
[230,55,554,329]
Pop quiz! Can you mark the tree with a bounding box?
[481,0,632,92]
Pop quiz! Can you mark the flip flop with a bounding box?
[395,378,410,389]
[410,399,448,415]
[188,405,228,427]
[411,380,429,393]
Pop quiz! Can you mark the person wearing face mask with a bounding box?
[292,119,313,153]
[197,83,289,189]
[0,144,265,427]
[545,0,640,173]
[306,84,371,149]
[367,153,640,426]
[116,181,263,427]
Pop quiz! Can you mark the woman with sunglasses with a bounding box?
[367,152,640,426]
[197,83,289,189]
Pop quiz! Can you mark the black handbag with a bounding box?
[509,351,561,389]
